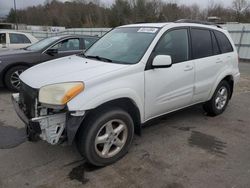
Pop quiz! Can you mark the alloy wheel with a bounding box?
[94,119,128,158]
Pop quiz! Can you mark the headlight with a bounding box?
[39,82,84,105]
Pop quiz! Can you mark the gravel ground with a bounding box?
[0,62,249,188]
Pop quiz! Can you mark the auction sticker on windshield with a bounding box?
[137,28,158,33]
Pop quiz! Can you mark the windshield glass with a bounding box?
[26,36,61,51]
[85,27,159,64]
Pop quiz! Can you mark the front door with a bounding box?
[145,28,195,120]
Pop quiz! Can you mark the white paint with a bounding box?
[0,30,38,50]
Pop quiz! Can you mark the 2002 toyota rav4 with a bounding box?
[12,21,240,166]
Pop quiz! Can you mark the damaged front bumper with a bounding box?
[12,93,85,145]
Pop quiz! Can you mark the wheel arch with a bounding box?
[209,73,234,100]
[222,75,234,99]
[82,97,142,136]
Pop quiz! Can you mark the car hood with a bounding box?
[20,55,130,89]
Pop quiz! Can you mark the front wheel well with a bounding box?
[222,75,234,99]
[85,98,142,135]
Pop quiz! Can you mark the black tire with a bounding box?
[76,108,134,166]
[203,80,231,116]
[4,65,28,92]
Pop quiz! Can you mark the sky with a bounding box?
[0,0,234,17]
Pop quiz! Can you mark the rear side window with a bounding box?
[191,29,213,59]
[84,38,98,49]
[154,29,189,63]
[9,33,31,44]
[214,30,233,53]
[211,31,220,55]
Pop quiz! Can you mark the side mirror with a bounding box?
[152,55,172,68]
[46,48,58,56]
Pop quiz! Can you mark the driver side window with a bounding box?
[51,38,80,51]
[154,29,189,63]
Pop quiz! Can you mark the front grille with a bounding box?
[19,81,38,118]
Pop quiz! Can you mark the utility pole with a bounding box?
[14,0,18,30]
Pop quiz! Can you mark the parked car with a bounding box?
[0,30,38,50]
[12,21,240,166]
[0,35,99,91]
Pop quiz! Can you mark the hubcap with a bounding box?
[95,119,128,158]
[215,86,228,110]
[10,70,24,89]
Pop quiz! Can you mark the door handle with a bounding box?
[216,60,223,64]
[215,58,223,63]
[184,65,193,71]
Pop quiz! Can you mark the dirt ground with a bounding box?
[0,63,250,188]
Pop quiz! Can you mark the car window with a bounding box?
[211,31,220,55]
[26,36,61,51]
[191,28,213,59]
[9,33,31,44]
[84,38,98,49]
[154,29,189,63]
[0,33,6,44]
[214,30,233,53]
[51,38,80,51]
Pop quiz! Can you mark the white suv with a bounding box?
[12,21,240,166]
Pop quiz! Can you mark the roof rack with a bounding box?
[175,19,222,28]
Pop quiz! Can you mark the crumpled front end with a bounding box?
[12,82,85,145]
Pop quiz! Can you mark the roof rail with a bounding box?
[175,19,222,28]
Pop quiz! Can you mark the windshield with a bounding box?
[26,36,61,51]
[84,27,159,64]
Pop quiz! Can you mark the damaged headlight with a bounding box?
[39,82,84,105]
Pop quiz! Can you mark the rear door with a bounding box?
[191,28,226,103]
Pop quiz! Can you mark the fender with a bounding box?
[208,68,234,100]
[67,87,144,122]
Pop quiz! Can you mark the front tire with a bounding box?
[4,65,28,92]
[76,108,134,166]
[203,80,231,116]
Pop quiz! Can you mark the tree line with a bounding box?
[6,0,250,28]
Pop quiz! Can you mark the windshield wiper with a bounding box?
[85,55,113,62]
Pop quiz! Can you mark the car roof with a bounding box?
[120,22,227,33]
[0,30,32,34]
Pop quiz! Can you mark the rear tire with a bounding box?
[203,80,231,116]
[76,108,134,166]
[4,65,28,92]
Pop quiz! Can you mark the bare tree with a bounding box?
[232,0,250,22]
